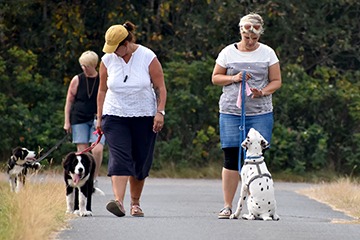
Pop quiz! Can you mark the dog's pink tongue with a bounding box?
[74,174,81,184]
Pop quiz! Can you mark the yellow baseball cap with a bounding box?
[102,25,129,53]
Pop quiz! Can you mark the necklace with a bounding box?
[86,76,97,98]
[119,52,135,83]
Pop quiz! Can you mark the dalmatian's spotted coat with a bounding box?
[230,128,280,221]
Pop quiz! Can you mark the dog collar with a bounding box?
[244,160,264,165]
[244,156,264,164]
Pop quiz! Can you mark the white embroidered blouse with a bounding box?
[101,45,157,117]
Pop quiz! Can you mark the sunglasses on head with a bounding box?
[242,23,261,31]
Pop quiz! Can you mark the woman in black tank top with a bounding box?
[63,50,104,185]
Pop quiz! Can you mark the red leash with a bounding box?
[75,130,103,155]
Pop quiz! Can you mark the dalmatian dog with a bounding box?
[230,128,280,221]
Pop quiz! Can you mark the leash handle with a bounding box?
[76,130,103,155]
[238,71,247,174]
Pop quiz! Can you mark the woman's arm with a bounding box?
[149,57,167,133]
[212,63,251,86]
[96,61,108,132]
[260,62,282,96]
[63,75,79,132]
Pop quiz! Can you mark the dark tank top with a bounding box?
[70,73,99,124]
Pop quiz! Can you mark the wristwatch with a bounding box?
[157,110,165,116]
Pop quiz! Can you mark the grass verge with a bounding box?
[298,177,360,223]
[0,173,69,240]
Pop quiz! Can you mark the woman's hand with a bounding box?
[232,71,252,83]
[250,88,263,98]
[153,113,164,133]
[95,118,103,135]
[63,123,71,133]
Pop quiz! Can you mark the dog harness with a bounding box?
[244,156,272,187]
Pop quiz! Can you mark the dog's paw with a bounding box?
[229,214,238,219]
[75,210,93,217]
[65,210,73,214]
[81,211,93,217]
[242,213,255,220]
[272,214,280,221]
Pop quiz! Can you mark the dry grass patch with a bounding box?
[0,174,69,240]
[298,178,360,223]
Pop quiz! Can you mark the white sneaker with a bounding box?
[94,179,99,188]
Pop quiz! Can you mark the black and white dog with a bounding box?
[62,152,104,217]
[7,147,41,193]
[230,128,280,221]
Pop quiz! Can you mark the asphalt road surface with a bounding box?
[56,177,359,240]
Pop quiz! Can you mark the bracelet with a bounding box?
[231,75,236,83]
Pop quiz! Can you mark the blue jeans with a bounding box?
[219,112,274,171]
[71,119,106,144]
[219,112,274,148]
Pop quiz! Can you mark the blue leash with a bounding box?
[238,71,247,174]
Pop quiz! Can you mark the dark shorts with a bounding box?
[219,112,274,171]
[101,115,157,180]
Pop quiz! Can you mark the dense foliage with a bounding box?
[0,0,359,175]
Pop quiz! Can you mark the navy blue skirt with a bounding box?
[101,115,157,180]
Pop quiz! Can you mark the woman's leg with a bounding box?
[91,143,104,179]
[111,176,129,203]
[222,168,239,208]
[129,176,145,206]
[111,175,128,203]
[106,175,128,217]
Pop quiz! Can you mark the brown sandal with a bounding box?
[130,204,144,217]
[218,207,232,219]
[106,200,125,217]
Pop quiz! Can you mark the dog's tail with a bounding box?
[93,187,105,196]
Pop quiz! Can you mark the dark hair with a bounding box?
[120,21,136,44]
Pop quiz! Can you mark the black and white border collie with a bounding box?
[62,152,104,217]
[7,147,41,193]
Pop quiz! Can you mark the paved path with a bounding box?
[56,177,359,240]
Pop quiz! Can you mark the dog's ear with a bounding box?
[241,137,250,149]
[12,147,21,155]
[260,139,269,150]
[12,147,24,159]
[62,152,76,168]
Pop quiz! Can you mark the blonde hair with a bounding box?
[239,13,264,35]
[78,51,99,67]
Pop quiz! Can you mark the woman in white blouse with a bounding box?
[97,21,167,218]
